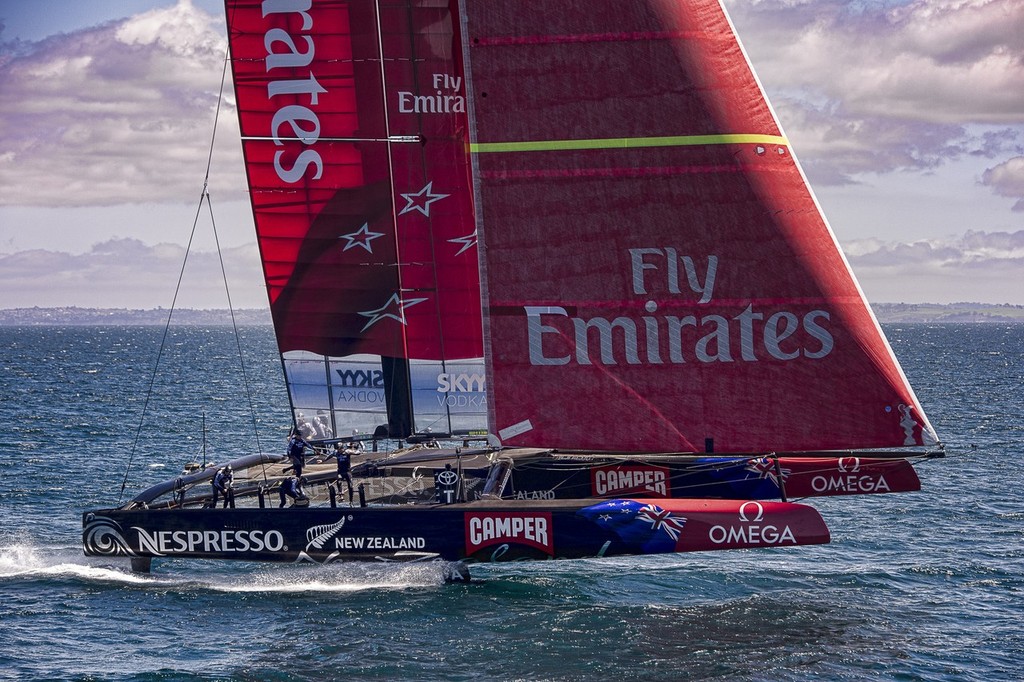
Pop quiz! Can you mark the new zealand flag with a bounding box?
[576,500,687,554]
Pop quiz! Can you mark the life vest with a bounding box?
[287,437,306,458]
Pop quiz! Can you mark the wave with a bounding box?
[204,562,448,593]
[0,543,155,585]
[0,540,449,592]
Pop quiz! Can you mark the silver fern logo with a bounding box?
[293,515,352,564]
[305,516,351,551]
[83,514,136,557]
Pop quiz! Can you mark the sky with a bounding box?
[0,0,1022,309]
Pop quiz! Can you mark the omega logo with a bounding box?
[738,501,765,523]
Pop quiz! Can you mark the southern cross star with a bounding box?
[358,293,428,332]
[398,181,449,217]
[339,223,385,253]
[448,230,477,256]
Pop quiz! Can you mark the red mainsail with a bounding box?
[226,0,483,437]
[460,0,938,452]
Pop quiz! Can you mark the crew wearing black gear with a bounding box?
[211,465,234,508]
[285,432,308,477]
[279,476,307,508]
[334,442,354,504]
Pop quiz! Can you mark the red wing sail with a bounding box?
[226,0,483,437]
[460,0,938,453]
[379,1,481,363]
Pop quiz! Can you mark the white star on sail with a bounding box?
[358,293,428,332]
[398,181,449,217]
[339,223,384,253]
[448,230,478,256]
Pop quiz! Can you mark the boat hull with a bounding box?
[83,498,829,565]
[508,455,922,501]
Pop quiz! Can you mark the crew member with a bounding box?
[278,476,307,508]
[211,464,234,509]
[284,429,309,477]
[334,442,354,505]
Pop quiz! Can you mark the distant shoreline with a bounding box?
[0,307,274,326]
[869,303,1024,324]
[1,303,1023,326]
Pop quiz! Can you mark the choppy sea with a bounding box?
[0,323,1021,681]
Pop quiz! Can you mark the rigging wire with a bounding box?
[205,191,268,479]
[117,37,270,504]
[202,40,270,483]
[117,175,206,505]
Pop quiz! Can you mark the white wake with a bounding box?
[0,540,450,592]
[0,542,155,585]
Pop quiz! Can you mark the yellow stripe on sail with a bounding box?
[470,133,788,153]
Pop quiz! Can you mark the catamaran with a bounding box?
[82,0,941,579]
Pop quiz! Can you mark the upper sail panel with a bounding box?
[227,0,484,437]
[461,0,937,452]
[226,0,480,362]
[228,0,399,360]
[378,1,482,363]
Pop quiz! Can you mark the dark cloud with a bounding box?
[972,129,1024,160]
[730,0,1024,124]
[776,97,973,183]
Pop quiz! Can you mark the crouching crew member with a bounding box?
[279,476,308,508]
[211,464,234,508]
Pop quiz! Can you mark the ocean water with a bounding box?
[0,323,1021,681]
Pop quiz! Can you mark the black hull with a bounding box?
[83,497,830,566]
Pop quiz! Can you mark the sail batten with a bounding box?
[471,134,789,153]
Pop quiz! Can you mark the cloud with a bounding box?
[981,156,1024,211]
[772,99,973,183]
[0,237,268,308]
[0,0,245,207]
[845,228,1024,264]
[2,228,1019,311]
[843,229,1024,303]
[730,0,1024,124]
[2,0,1022,224]
[726,0,1024,186]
